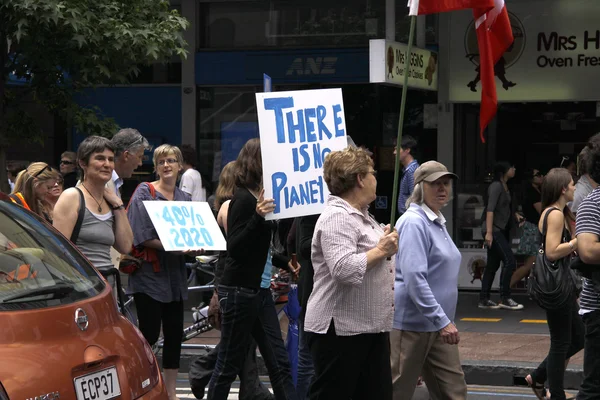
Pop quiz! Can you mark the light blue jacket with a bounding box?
[394,204,461,332]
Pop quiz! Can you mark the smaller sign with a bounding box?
[143,201,227,251]
[369,39,438,91]
[375,196,388,210]
[263,73,272,92]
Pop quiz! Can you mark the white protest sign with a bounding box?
[143,201,226,251]
[256,88,348,220]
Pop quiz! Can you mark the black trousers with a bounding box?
[480,230,516,300]
[307,321,392,400]
[134,293,184,369]
[532,298,584,400]
[578,310,600,400]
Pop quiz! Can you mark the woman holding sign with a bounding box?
[125,144,195,400]
[208,138,298,400]
[304,146,398,400]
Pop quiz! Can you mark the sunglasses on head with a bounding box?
[31,165,52,178]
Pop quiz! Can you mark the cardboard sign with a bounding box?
[255,88,348,220]
[143,201,226,251]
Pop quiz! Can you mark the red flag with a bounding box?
[408,0,493,15]
[473,0,514,143]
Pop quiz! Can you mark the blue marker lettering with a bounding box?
[332,104,345,137]
[292,147,300,172]
[316,105,332,140]
[299,182,310,205]
[286,110,306,144]
[272,172,287,214]
[299,144,310,172]
[313,143,322,169]
[304,108,317,142]
[289,186,301,208]
[201,228,214,246]
[264,97,295,143]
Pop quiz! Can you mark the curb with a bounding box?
[162,351,584,390]
[461,360,583,390]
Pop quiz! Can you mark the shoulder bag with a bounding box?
[527,207,578,310]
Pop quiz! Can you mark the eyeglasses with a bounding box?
[157,158,178,166]
[533,172,543,177]
[31,165,52,178]
[60,160,75,165]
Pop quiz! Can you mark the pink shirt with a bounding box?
[304,196,395,336]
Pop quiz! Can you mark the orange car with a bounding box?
[0,193,167,400]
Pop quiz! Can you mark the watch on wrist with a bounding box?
[111,204,125,211]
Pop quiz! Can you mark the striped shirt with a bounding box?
[304,195,395,336]
[398,160,419,215]
[575,187,600,312]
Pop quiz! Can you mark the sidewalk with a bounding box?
[161,314,585,390]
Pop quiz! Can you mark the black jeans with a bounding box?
[577,310,600,400]
[531,298,585,400]
[480,230,516,300]
[208,286,297,400]
[133,293,183,369]
[307,321,392,400]
[189,340,273,400]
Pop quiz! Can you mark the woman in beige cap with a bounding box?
[391,161,467,400]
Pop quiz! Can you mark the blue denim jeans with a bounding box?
[296,319,314,399]
[208,286,298,400]
[480,230,516,300]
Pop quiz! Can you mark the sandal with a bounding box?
[526,374,548,400]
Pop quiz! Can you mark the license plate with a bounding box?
[74,367,121,400]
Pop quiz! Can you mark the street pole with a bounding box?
[389,15,416,228]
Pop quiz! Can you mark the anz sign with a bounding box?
[195,49,367,85]
[285,57,338,76]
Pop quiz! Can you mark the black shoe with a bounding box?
[499,298,524,310]
[503,81,516,90]
[467,81,477,92]
[478,299,500,309]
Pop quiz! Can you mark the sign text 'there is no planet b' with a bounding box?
[256,88,348,220]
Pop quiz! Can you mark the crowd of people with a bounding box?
[6,128,600,400]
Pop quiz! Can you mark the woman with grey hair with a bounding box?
[53,136,133,272]
[391,161,467,400]
[304,146,398,399]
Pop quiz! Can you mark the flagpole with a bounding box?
[389,15,417,229]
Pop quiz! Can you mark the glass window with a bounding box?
[198,0,386,49]
[0,202,104,311]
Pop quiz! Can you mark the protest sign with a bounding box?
[143,201,227,251]
[256,88,348,220]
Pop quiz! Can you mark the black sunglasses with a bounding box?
[31,165,52,178]
[60,160,75,165]
[533,172,542,177]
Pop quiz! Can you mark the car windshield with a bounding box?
[0,201,104,310]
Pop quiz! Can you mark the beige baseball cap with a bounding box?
[414,161,458,184]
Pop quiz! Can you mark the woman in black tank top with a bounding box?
[526,168,584,400]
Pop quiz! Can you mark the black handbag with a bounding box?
[527,208,578,310]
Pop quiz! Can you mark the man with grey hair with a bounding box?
[110,128,151,197]
[570,147,598,214]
